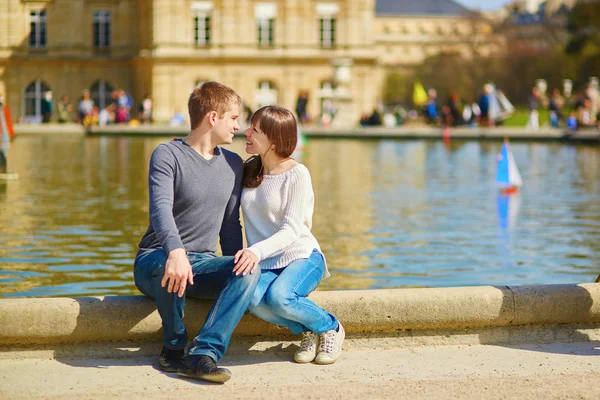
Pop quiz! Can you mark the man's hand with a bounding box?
[233,249,259,276]
[161,248,194,297]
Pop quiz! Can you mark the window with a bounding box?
[93,11,111,48]
[23,80,51,121]
[255,81,278,108]
[255,3,276,47]
[192,2,213,46]
[257,19,274,46]
[29,10,47,48]
[317,4,338,48]
[320,17,336,48]
[90,80,114,110]
[194,13,211,46]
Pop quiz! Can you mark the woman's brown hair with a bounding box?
[242,106,298,188]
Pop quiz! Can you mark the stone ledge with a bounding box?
[1,284,599,346]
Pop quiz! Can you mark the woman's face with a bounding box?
[244,120,272,155]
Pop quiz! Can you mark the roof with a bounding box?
[375,0,471,16]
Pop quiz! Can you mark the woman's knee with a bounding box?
[264,283,296,314]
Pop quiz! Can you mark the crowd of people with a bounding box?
[38,89,153,127]
[31,80,600,132]
[359,81,600,131]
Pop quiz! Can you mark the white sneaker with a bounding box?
[315,323,345,365]
[294,331,319,363]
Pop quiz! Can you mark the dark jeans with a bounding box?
[134,249,260,361]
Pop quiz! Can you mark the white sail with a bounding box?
[497,91,515,114]
[507,151,523,187]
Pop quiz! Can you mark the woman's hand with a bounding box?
[233,249,259,276]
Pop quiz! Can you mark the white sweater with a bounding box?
[241,163,330,278]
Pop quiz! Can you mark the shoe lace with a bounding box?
[319,331,336,353]
[300,332,316,351]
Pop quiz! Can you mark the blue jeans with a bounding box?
[134,249,260,361]
[248,249,338,335]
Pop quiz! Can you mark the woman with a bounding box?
[233,105,344,364]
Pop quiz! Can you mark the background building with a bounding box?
[0,0,501,125]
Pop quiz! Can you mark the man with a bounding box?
[527,87,540,130]
[134,82,259,383]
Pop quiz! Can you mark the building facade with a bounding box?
[0,0,499,125]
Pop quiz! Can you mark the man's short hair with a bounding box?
[188,82,241,130]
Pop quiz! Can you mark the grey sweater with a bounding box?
[137,139,243,257]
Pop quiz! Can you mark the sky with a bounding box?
[454,0,513,11]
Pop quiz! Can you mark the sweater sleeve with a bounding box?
[248,166,313,260]
[219,155,243,256]
[148,145,184,253]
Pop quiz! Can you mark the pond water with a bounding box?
[0,136,598,297]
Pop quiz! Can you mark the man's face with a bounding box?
[212,103,240,145]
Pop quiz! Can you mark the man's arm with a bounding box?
[148,145,193,297]
[219,156,243,256]
[149,145,184,253]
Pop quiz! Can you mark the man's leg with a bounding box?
[184,253,260,361]
[134,249,188,350]
[175,254,259,383]
[134,249,189,372]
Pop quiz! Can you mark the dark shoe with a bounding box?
[158,346,186,372]
[177,355,232,383]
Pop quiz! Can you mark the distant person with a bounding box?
[367,108,382,126]
[577,98,593,127]
[134,82,259,384]
[567,111,578,131]
[295,91,309,125]
[548,88,564,128]
[478,84,492,127]
[56,94,73,123]
[527,87,540,130]
[117,89,133,122]
[425,88,438,124]
[240,105,344,365]
[83,106,99,127]
[78,90,94,124]
[585,83,599,125]
[139,94,153,124]
[446,92,464,127]
[41,91,53,123]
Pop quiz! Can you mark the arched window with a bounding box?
[23,80,51,121]
[318,80,337,116]
[90,80,114,110]
[255,80,278,108]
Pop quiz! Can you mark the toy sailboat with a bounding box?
[496,139,522,194]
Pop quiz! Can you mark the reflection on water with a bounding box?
[0,136,598,297]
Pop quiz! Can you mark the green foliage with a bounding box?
[383,72,411,105]
[380,3,598,108]
[566,0,600,55]
[410,48,577,107]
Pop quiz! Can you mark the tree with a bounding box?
[383,72,411,106]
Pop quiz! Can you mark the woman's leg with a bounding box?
[264,250,338,335]
[247,269,307,334]
[248,299,307,335]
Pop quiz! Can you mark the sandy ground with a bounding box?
[1,341,599,399]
